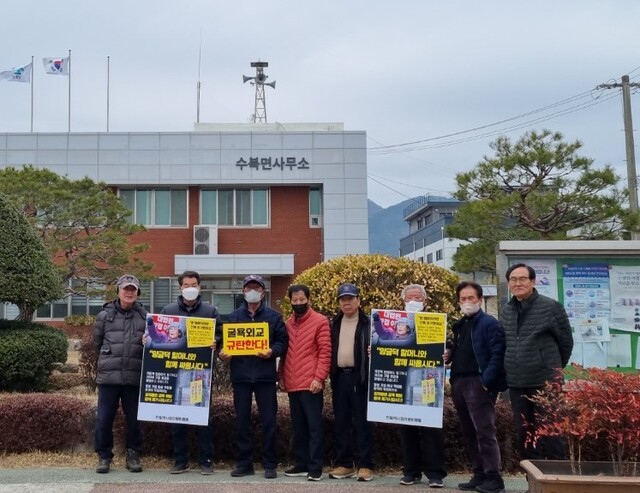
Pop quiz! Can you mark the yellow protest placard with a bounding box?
[190,378,203,405]
[422,378,436,404]
[414,312,447,345]
[185,317,216,348]
[223,322,270,355]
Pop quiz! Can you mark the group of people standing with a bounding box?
[93,263,573,493]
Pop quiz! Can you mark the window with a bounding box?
[425,214,432,225]
[436,249,443,261]
[426,253,433,264]
[201,189,268,226]
[417,218,423,230]
[309,187,322,227]
[120,189,187,226]
[418,256,424,263]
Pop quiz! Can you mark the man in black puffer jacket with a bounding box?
[93,274,147,474]
[160,270,223,475]
[501,263,573,461]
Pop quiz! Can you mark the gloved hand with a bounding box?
[372,312,380,322]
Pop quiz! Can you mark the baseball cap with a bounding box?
[117,274,140,292]
[337,283,359,298]
[243,274,266,289]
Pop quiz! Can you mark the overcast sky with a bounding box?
[2,1,639,208]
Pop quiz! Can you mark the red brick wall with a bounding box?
[129,186,323,299]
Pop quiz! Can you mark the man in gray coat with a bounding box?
[501,263,573,461]
[93,274,147,474]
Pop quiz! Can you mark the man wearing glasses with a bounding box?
[501,263,573,461]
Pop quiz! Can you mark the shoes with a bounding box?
[458,474,485,490]
[200,462,214,475]
[264,468,277,479]
[307,472,323,481]
[284,466,309,477]
[329,466,356,479]
[95,458,111,474]
[428,478,444,488]
[230,466,255,477]
[169,463,190,474]
[400,474,421,485]
[357,467,374,482]
[125,448,142,473]
[475,476,505,493]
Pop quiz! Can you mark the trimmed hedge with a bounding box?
[0,390,520,472]
[0,320,67,391]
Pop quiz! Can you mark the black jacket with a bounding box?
[94,299,147,386]
[227,301,288,383]
[450,310,507,393]
[330,308,371,386]
[160,295,223,351]
[501,289,574,388]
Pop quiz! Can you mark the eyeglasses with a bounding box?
[508,276,531,284]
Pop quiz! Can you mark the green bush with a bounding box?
[285,254,459,324]
[0,320,67,391]
[64,315,96,327]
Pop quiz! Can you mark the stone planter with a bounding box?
[521,460,640,493]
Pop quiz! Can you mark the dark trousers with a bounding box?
[509,387,567,460]
[232,381,278,470]
[399,425,446,481]
[172,422,214,466]
[95,384,143,459]
[289,390,324,475]
[331,370,374,469]
[451,376,501,478]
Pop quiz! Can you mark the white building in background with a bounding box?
[399,196,467,269]
[399,195,498,313]
[0,122,369,321]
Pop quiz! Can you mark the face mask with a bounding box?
[244,289,262,304]
[182,287,200,301]
[291,303,309,316]
[460,302,481,317]
[405,300,424,312]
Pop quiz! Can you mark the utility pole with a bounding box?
[598,75,640,239]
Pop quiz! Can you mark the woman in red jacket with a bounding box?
[278,284,332,481]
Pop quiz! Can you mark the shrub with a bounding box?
[286,254,459,325]
[530,365,640,473]
[78,330,99,393]
[0,320,67,391]
[65,315,97,327]
[0,393,93,452]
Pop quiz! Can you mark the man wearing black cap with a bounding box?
[219,274,288,479]
[328,283,374,482]
[93,274,147,474]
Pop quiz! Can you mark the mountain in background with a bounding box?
[368,197,419,256]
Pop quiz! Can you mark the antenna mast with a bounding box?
[243,61,276,123]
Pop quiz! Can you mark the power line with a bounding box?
[370,91,619,155]
[369,88,602,151]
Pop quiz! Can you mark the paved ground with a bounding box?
[0,467,528,493]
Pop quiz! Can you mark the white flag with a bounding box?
[42,57,69,75]
[0,63,32,83]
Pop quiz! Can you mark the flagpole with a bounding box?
[30,55,34,133]
[67,49,71,132]
[106,56,110,132]
[196,29,202,124]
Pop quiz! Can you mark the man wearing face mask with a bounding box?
[396,284,447,489]
[160,270,223,475]
[443,281,507,493]
[219,274,288,479]
[277,284,331,481]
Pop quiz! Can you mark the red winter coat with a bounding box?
[278,307,331,392]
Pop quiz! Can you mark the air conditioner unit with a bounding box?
[193,225,218,255]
